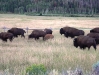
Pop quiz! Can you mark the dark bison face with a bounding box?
[73,38,78,48]
[90,30,94,33]
[7,30,12,33]
[28,34,34,39]
[60,28,65,35]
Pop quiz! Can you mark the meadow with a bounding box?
[0,14,99,75]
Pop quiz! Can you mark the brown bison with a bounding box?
[7,27,26,38]
[60,26,84,38]
[28,29,46,40]
[44,34,54,41]
[87,33,99,45]
[90,27,99,33]
[44,28,53,34]
[73,35,96,50]
[0,32,14,42]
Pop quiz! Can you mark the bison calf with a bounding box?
[44,34,54,41]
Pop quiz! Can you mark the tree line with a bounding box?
[0,0,99,15]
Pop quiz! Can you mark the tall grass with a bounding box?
[0,14,99,75]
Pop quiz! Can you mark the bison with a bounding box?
[28,29,46,40]
[60,26,84,38]
[90,27,99,33]
[44,28,53,34]
[64,29,84,38]
[7,27,26,38]
[0,32,14,42]
[44,34,54,41]
[87,33,99,45]
[73,35,96,50]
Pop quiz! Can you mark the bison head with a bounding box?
[73,38,78,48]
[90,30,95,33]
[28,34,33,39]
[7,30,12,33]
[60,28,65,35]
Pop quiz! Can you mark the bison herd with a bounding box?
[60,26,99,50]
[0,27,53,42]
[0,26,99,51]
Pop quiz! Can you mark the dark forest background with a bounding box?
[0,0,99,16]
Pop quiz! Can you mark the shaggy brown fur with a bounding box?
[0,32,14,42]
[28,29,46,40]
[44,34,54,41]
[7,27,26,38]
[90,27,99,33]
[44,28,53,34]
[87,33,99,44]
[73,35,96,50]
[60,26,84,38]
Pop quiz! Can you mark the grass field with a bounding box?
[0,14,99,75]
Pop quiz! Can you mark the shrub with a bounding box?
[92,61,99,75]
[26,64,46,75]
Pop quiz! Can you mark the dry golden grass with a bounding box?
[0,14,99,75]
[0,14,99,29]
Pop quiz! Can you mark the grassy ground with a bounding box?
[0,14,99,75]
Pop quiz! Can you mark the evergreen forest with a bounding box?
[0,0,99,16]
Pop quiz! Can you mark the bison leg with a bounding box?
[88,46,91,50]
[9,36,14,42]
[9,38,13,42]
[93,44,96,50]
[71,35,75,38]
[37,37,39,40]
[21,34,25,38]
[14,35,18,37]
[35,37,39,40]
[3,39,7,42]
[87,45,91,50]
